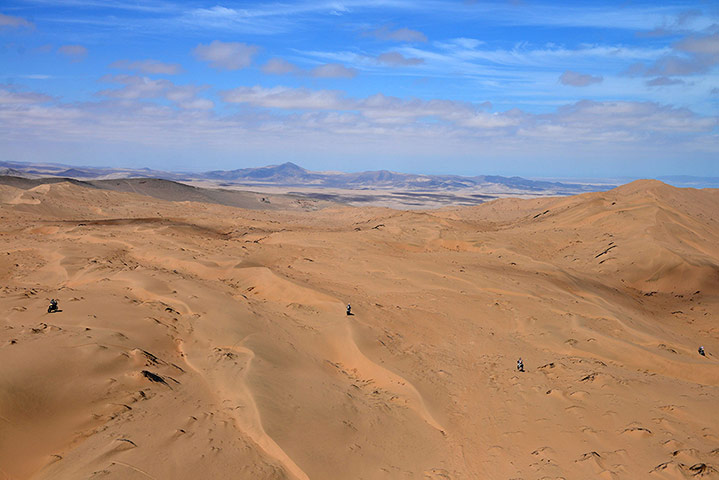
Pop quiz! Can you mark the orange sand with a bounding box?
[0,179,717,479]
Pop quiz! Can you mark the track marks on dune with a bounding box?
[107,460,157,479]
[324,318,446,433]
[180,340,311,480]
[648,440,719,478]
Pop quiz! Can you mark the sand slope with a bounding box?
[0,180,717,479]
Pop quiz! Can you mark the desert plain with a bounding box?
[0,178,718,479]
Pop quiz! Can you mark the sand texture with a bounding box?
[0,179,718,479]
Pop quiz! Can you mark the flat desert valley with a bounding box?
[1,178,718,480]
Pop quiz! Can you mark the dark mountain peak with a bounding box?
[273,162,306,173]
[278,161,303,169]
[243,162,310,180]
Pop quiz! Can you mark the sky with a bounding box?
[1,0,718,178]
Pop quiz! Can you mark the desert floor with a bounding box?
[0,179,717,479]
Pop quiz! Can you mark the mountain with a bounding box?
[205,162,321,183]
[204,162,611,193]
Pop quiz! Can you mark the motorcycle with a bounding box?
[48,300,58,313]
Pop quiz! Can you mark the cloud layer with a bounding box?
[2,80,716,175]
[1,1,718,175]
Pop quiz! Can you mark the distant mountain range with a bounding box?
[2,160,717,193]
[203,162,599,192]
[0,160,617,194]
[0,162,179,181]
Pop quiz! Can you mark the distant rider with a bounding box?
[346,304,352,316]
[48,298,58,313]
[517,358,524,372]
[699,346,706,356]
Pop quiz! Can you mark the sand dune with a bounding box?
[0,179,717,479]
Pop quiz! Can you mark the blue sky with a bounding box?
[1,1,718,177]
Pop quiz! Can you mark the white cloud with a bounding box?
[261,58,300,75]
[676,33,719,55]
[376,52,423,66]
[110,59,183,75]
[364,25,428,43]
[0,12,34,29]
[58,44,88,61]
[451,38,484,50]
[559,70,603,87]
[310,63,358,78]
[192,40,260,70]
[646,76,685,87]
[627,32,719,77]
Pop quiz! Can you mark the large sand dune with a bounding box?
[0,179,717,479]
